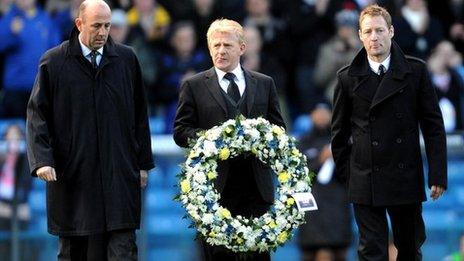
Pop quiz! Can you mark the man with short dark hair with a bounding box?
[331,4,447,260]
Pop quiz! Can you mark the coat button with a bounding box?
[399,89,404,93]
[372,141,379,146]
[395,113,403,119]
[398,163,405,169]
[370,116,376,122]
[373,166,380,172]
[396,138,402,143]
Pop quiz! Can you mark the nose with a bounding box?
[370,32,378,41]
[217,45,226,54]
[98,26,107,36]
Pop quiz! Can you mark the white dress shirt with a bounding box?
[368,54,391,75]
[78,35,103,66]
[215,65,246,96]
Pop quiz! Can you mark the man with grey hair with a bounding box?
[27,0,154,260]
[174,18,285,260]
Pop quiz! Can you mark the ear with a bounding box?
[75,17,82,32]
[239,43,246,56]
[358,29,363,41]
[389,25,394,39]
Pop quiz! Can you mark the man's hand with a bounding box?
[140,170,148,188]
[36,166,56,182]
[430,185,445,201]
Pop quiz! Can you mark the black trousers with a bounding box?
[353,203,425,261]
[58,229,137,261]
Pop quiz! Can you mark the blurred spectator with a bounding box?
[393,0,444,59]
[447,0,464,54]
[191,0,218,50]
[0,0,60,118]
[156,21,210,133]
[297,103,352,261]
[0,124,32,260]
[242,25,290,126]
[427,0,464,54]
[243,0,290,67]
[110,8,129,43]
[126,0,170,44]
[427,40,464,132]
[50,0,82,40]
[285,0,337,114]
[313,8,361,103]
[126,0,171,112]
[0,0,12,15]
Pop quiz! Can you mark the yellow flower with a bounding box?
[268,221,277,229]
[236,237,244,244]
[286,198,295,206]
[219,208,231,219]
[189,150,198,158]
[278,171,290,183]
[207,171,217,180]
[291,148,300,156]
[225,125,234,134]
[219,148,230,160]
[209,231,216,238]
[272,126,284,136]
[251,147,258,155]
[180,179,190,193]
[277,231,288,243]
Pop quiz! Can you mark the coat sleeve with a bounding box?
[26,54,54,176]
[331,73,352,183]
[417,64,447,189]
[173,80,202,148]
[267,77,286,129]
[132,52,155,170]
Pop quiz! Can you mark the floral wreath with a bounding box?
[176,116,313,253]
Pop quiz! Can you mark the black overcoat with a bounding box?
[331,42,447,206]
[26,28,154,236]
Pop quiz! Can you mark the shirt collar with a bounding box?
[78,34,104,57]
[215,64,244,82]
[368,53,391,75]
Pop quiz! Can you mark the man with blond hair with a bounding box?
[174,19,285,260]
[27,0,154,259]
[331,4,447,260]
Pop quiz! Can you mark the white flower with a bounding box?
[203,213,215,225]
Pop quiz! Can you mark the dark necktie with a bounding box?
[379,64,386,78]
[224,73,240,103]
[90,50,98,69]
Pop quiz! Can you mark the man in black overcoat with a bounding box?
[26,1,154,260]
[331,4,447,261]
[173,19,285,260]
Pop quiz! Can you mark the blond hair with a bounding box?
[206,19,245,47]
[359,4,392,29]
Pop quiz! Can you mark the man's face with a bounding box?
[16,0,35,11]
[359,15,394,61]
[75,3,111,50]
[172,26,196,55]
[208,31,246,72]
